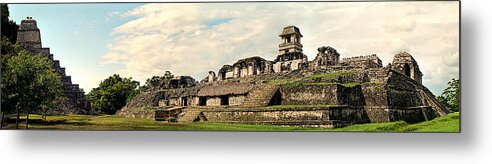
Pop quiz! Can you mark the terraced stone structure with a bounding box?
[16,17,90,114]
[118,25,449,128]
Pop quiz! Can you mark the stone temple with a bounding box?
[16,17,90,114]
[119,25,449,128]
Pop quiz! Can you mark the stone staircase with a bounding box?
[176,108,202,123]
[241,83,280,107]
[419,89,449,116]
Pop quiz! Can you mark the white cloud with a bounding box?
[101,2,459,94]
[443,51,460,67]
[390,38,411,54]
[384,19,417,33]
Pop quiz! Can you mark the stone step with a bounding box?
[242,84,280,107]
[176,109,203,123]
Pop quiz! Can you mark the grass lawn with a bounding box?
[4,112,460,132]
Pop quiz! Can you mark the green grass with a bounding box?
[341,82,360,87]
[6,112,460,132]
[331,112,460,132]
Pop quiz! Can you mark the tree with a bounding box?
[1,4,19,43]
[1,50,63,129]
[87,74,139,114]
[141,71,174,91]
[124,71,174,103]
[438,78,460,112]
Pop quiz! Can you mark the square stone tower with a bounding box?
[391,52,423,84]
[273,26,308,73]
[278,26,303,55]
[16,16,42,49]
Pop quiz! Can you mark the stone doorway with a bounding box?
[199,97,206,106]
[220,95,229,106]
[182,97,188,106]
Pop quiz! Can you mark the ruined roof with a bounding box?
[197,82,254,96]
[218,65,233,73]
[341,54,380,62]
[165,87,200,98]
[232,56,267,67]
[317,46,340,56]
[392,52,420,68]
[159,76,197,89]
[18,18,39,31]
[274,52,307,62]
[279,26,303,37]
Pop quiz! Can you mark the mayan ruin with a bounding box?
[16,17,90,114]
[116,25,450,128]
[1,2,470,164]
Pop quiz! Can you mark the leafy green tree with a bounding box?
[1,51,63,129]
[1,36,21,75]
[438,78,460,112]
[124,71,174,103]
[141,71,174,91]
[1,4,19,43]
[87,74,139,114]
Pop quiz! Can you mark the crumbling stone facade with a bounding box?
[16,17,90,114]
[118,25,449,128]
[390,52,423,84]
[340,54,383,68]
[309,46,341,69]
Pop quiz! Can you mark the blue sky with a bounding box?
[10,3,143,92]
[8,2,459,95]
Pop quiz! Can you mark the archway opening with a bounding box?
[404,63,411,77]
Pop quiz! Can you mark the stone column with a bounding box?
[233,67,240,78]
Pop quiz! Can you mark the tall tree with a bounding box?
[2,50,63,129]
[87,74,139,114]
[1,4,19,43]
[438,78,460,112]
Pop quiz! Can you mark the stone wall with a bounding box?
[206,97,221,106]
[280,84,339,105]
[203,95,245,106]
[387,89,423,107]
[116,108,156,119]
[361,84,388,106]
[386,71,424,107]
[365,68,388,83]
[279,84,365,106]
[169,98,180,106]
[229,95,245,106]
[199,106,369,127]
[337,85,366,106]
[122,91,163,111]
[388,106,437,123]
[273,58,306,73]
[358,106,437,123]
[340,54,383,68]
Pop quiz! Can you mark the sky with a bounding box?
[9,2,459,95]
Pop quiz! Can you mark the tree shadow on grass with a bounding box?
[3,118,93,127]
